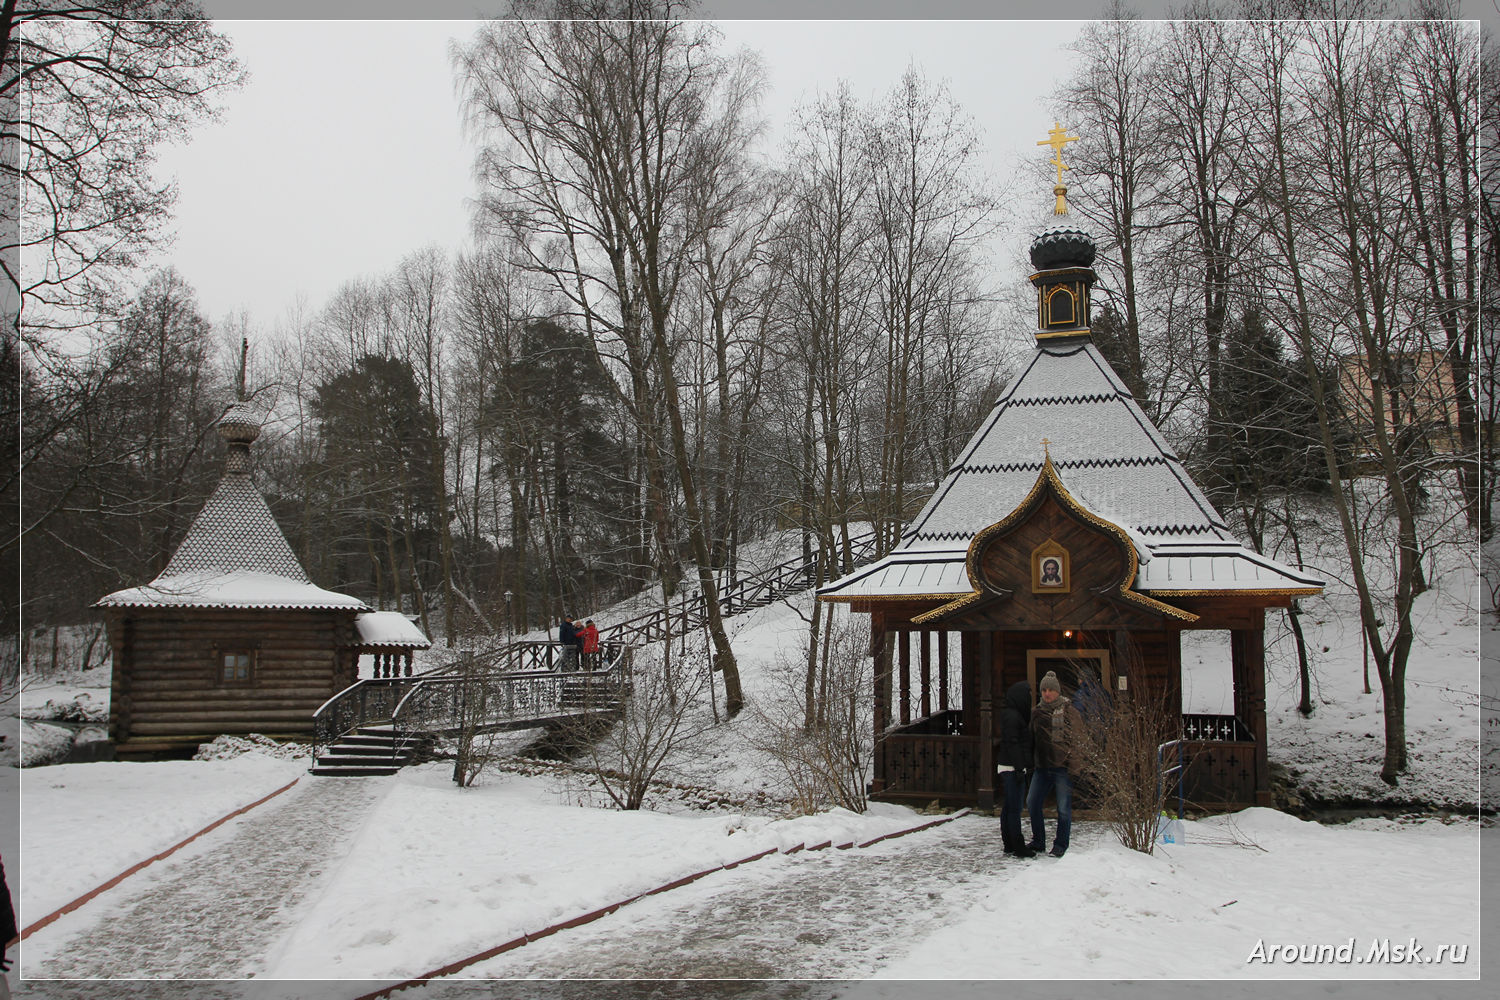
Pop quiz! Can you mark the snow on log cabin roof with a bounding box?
[95,401,368,612]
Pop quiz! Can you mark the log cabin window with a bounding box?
[220,650,255,686]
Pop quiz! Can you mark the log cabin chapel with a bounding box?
[818,124,1324,811]
[95,401,431,757]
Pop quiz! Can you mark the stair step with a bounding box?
[311,764,402,776]
[337,731,399,746]
[326,744,408,757]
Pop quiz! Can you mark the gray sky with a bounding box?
[162,3,1498,331]
[153,18,1081,330]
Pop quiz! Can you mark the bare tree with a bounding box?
[568,642,712,811]
[1054,9,1166,409]
[749,605,872,813]
[3,3,243,338]
[866,69,998,553]
[457,10,757,714]
[1075,664,1179,856]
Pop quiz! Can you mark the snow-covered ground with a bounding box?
[19,754,306,920]
[2,515,1488,988]
[879,809,1481,979]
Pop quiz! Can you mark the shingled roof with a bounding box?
[96,403,368,611]
[822,223,1323,603]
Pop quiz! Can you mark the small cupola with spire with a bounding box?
[1029,122,1097,342]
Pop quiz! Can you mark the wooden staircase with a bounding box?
[310,723,414,776]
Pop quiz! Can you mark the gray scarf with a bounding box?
[1040,696,1072,745]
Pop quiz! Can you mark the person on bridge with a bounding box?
[558,617,580,670]
[581,618,600,669]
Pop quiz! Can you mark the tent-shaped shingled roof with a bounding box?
[821,238,1322,604]
[96,402,368,612]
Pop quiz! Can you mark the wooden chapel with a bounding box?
[95,402,430,756]
[819,127,1323,810]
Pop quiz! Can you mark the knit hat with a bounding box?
[1040,671,1061,693]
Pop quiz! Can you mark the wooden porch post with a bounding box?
[1232,618,1272,807]
[898,630,911,726]
[920,631,932,718]
[938,636,949,712]
[871,612,890,796]
[977,630,995,811]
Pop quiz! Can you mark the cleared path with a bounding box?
[24,777,389,982]
[411,815,1096,983]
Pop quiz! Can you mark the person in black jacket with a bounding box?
[557,617,580,670]
[1,853,16,998]
[996,680,1036,858]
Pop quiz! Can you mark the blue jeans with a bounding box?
[1027,766,1072,852]
[1000,769,1028,850]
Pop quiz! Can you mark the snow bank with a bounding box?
[877,810,1481,979]
[19,755,305,920]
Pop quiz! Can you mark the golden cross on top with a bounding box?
[1042,437,1052,460]
[1037,122,1079,185]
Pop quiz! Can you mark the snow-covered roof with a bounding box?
[158,473,311,581]
[354,612,432,649]
[95,404,369,612]
[821,336,1323,602]
[95,570,368,610]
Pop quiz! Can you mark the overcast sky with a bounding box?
[159,4,1498,333]
[152,18,1081,331]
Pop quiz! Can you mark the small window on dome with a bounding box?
[1047,286,1076,327]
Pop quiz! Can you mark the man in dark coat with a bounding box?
[1027,670,1084,857]
[996,680,1036,858]
[557,617,580,670]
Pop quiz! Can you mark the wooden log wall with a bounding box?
[109,608,358,744]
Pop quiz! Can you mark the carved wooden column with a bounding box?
[871,611,890,797]
[977,630,996,811]
[898,629,911,726]
[1232,617,1271,807]
[919,631,932,718]
[937,636,950,712]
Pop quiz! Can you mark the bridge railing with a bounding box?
[391,648,631,747]
[312,640,631,758]
[601,528,880,648]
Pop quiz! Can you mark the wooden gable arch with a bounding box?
[913,458,1196,630]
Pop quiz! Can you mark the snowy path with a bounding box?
[417,815,1097,982]
[23,776,389,981]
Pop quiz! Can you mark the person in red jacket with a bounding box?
[581,619,601,669]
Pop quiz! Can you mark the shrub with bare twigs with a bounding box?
[1073,665,1179,855]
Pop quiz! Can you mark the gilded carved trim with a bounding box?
[912,457,1198,626]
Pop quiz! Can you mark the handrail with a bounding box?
[390,645,631,748]
[599,528,880,647]
[312,641,631,761]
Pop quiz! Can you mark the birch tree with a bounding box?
[457,5,754,714]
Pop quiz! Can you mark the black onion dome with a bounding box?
[1029,227,1096,271]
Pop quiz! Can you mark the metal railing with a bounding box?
[601,529,880,648]
[312,640,630,761]
[391,648,631,749]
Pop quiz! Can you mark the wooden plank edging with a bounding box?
[18,775,303,941]
[350,808,971,1000]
